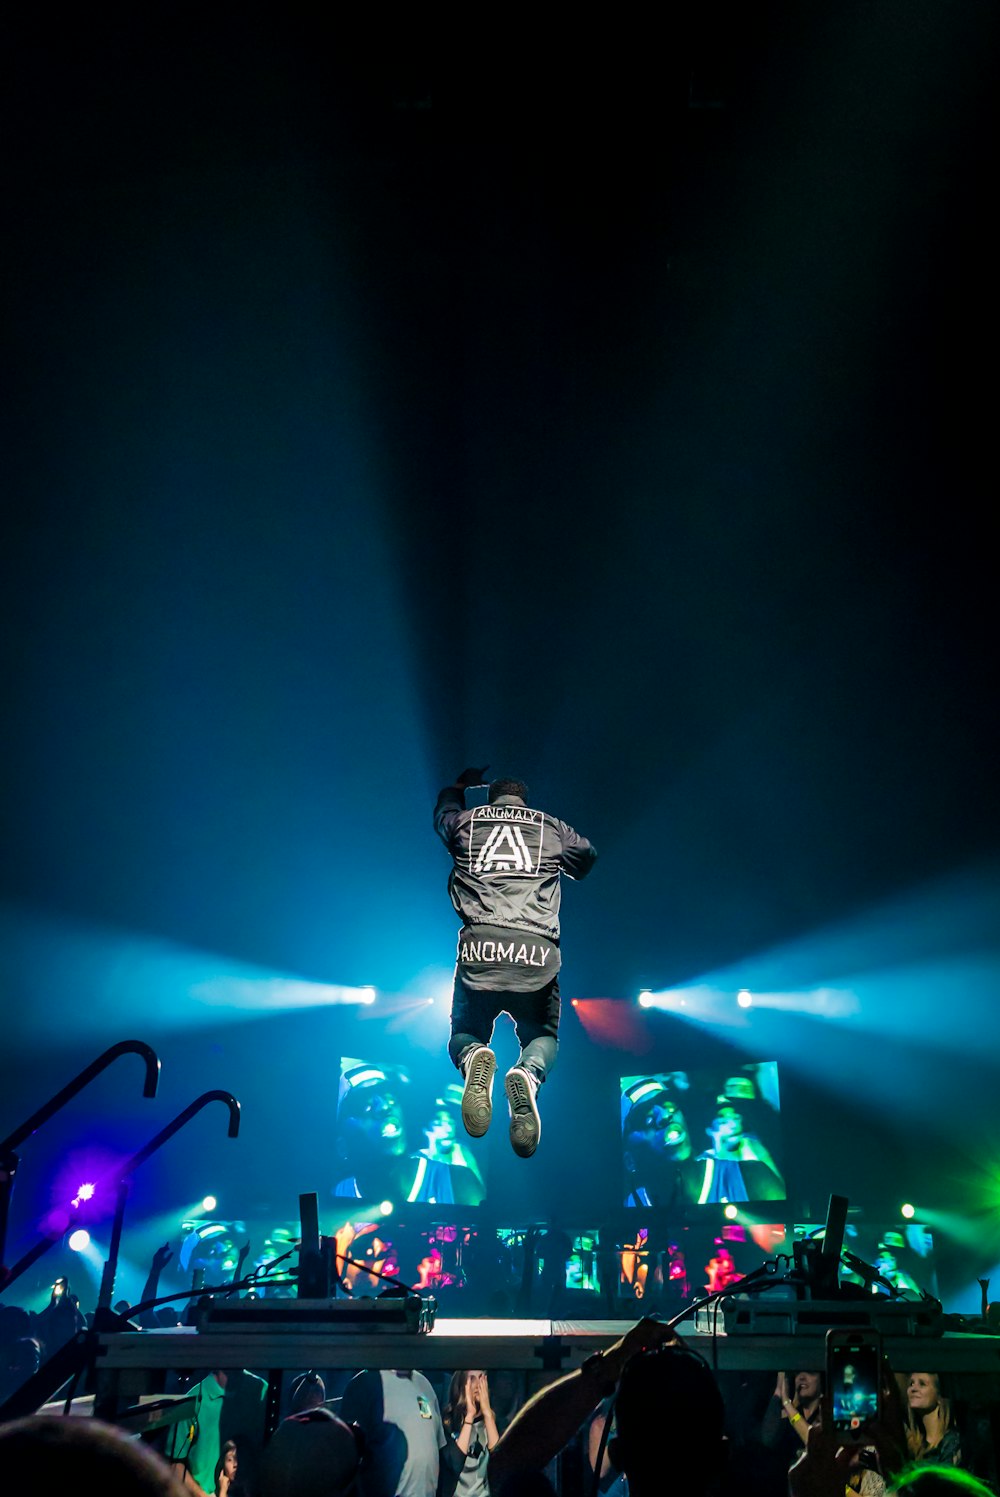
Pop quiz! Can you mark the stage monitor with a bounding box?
[335,1056,487,1208]
[565,1231,601,1293]
[621,1062,786,1208]
[616,1220,788,1306]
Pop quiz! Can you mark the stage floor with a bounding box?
[95,1315,1000,1376]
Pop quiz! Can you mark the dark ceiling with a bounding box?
[1,3,997,1290]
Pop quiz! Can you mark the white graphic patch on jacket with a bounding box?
[469,807,544,876]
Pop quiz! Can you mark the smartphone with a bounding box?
[826,1328,882,1438]
[50,1276,68,1304]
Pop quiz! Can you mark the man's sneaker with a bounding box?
[505,1066,541,1159]
[460,1046,497,1138]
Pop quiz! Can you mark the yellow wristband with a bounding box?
[789,1412,802,1424]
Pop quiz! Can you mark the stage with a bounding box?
[92,1315,1000,1432]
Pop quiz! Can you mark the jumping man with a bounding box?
[434,767,597,1158]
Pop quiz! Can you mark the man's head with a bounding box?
[610,1345,726,1496]
[0,1416,185,1495]
[337,1064,408,1164]
[261,1409,364,1497]
[488,778,528,803]
[708,1104,745,1148]
[622,1078,691,1165]
[423,1090,460,1155]
[290,1369,327,1413]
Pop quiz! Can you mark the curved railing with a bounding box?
[1,1090,241,1302]
[0,1090,242,1424]
[96,1089,241,1311]
[0,1040,160,1283]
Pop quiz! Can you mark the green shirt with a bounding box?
[167,1370,267,1493]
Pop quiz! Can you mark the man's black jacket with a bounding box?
[434,788,597,943]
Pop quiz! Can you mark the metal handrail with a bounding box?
[96,1089,242,1311]
[0,1040,160,1155]
[0,1040,160,1282]
[0,1090,240,1300]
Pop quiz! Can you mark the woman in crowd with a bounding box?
[763,1370,824,1455]
[906,1373,962,1466]
[443,1370,500,1497]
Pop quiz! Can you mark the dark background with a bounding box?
[1,3,997,1312]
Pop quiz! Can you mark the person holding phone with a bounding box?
[788,1352,910,1497]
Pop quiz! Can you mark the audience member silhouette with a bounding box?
[0,1414,186,1495]
[290,1371,327,1415]
[260,1408,364,1497]
[487,1318,711,1490]
[605,1343,728,1497]
[341,1365,447,1497]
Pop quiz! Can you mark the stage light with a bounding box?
[380,1201,393,1217]
[724,1204,739,1220]
[636,987,706,1013]
[69,1229,90,1251]
[901,1203,916,1219]
[359,986,377,1005]
[76,1182,96,1201]
[202,1195,217,1212]
[737,990,753,1009]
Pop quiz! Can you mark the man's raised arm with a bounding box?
[433,766,490,842]
[487,1318,675,1484]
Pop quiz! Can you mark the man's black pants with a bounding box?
[448,973,560,1083]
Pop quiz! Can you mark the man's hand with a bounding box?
[455,766,489,789]
[151,1242,173,1273]
[601,1316,680,1382]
